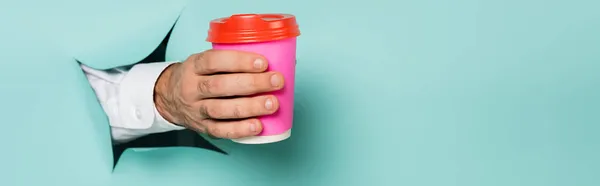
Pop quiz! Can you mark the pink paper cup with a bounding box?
[206,14,300,144]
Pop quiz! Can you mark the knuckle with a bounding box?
[232,104,243,118]
[198,103,210,118]
[208,126,223,138]
[247,74,258,88]
[189,51,214,72]
[197,79,210,94]
[189,53,205,64]
[207,126,217,134]
[198,78,218,95]
[234,74,244,85]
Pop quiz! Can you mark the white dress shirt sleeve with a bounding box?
[80,62,185,144]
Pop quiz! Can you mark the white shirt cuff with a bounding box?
[116,61,185,133]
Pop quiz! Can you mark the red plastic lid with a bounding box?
[206,13,300,44]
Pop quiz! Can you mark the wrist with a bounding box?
[154,62,182,125]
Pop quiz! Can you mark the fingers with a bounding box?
[196,72,284,98]
[199,95,279,120]
[189,49,268,75]
[178,50,280,140]
[191,118,263,139]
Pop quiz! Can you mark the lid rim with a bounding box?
[206,13,300,43]
[207,33,300,44]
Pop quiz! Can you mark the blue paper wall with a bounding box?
[1,0,599,185]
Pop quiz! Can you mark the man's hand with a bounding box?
[153,50,284,139]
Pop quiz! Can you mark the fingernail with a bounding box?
[270,74,281,87]
[265,98,273,110]
[254,59,264,69]
[249,122,257,132]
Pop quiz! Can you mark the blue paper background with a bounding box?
[1,0,599,185]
